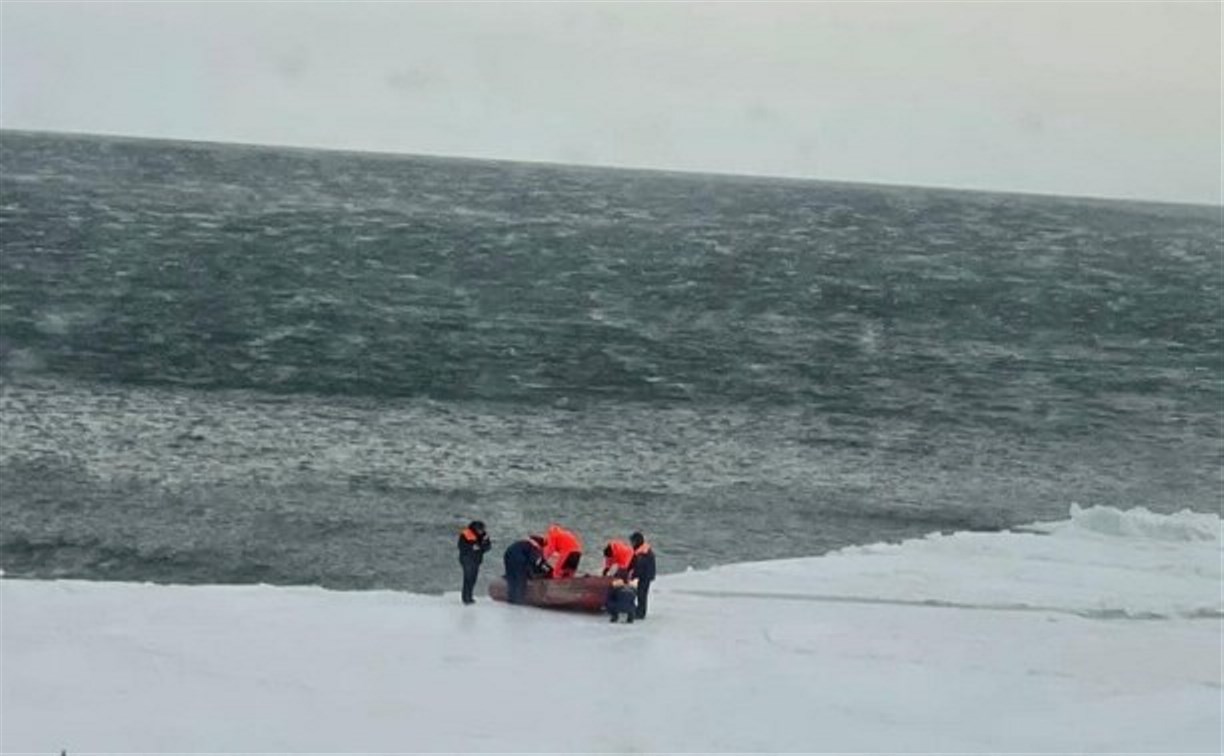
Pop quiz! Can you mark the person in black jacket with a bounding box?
[628,531,656,619]
[457,520,492,604]
[605,572,637,624]
[502,535,548,605]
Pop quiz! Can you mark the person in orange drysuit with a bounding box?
[542,523,583,578]
[601,539,634,576]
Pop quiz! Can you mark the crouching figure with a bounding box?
[605,573,639,623]
[503,534,549,604]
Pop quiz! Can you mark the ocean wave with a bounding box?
[1058,502,1222,542]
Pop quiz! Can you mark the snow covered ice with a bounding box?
[2,505,1220,753]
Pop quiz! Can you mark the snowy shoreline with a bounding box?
[3,505,1220,753]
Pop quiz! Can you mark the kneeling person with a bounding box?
[605,573,638,624]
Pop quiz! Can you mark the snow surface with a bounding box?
[2,505,1220,754]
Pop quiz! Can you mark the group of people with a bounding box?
[600,531,656,622]
[456,520,656,621]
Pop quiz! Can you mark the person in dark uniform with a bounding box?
[628,531,656,619]
[502,534,548,605]
[457,520,492,604]
[605,572,637,623]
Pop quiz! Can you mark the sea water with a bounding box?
[1,131,1219,593]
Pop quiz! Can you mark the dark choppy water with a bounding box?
[1,130,1220,594]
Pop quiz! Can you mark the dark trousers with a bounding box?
[460,561,480,603]
[635,580,652,619]
[504,560,528,604]
[606,586,636,622]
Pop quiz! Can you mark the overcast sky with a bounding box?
[2,1,1220,204]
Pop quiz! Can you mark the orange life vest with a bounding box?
[543,524,582,577]
[544,525,581,555]
[603,539,634,572]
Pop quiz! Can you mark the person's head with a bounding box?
[602,543,614,558]
[630,531,645,549]
[468,520,485,535]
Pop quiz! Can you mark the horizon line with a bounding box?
[2,125,1219,210]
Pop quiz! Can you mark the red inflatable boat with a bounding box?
[488,575,615,612]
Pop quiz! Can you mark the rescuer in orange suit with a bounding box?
[542,523,583,578]
[601,539,634,576]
